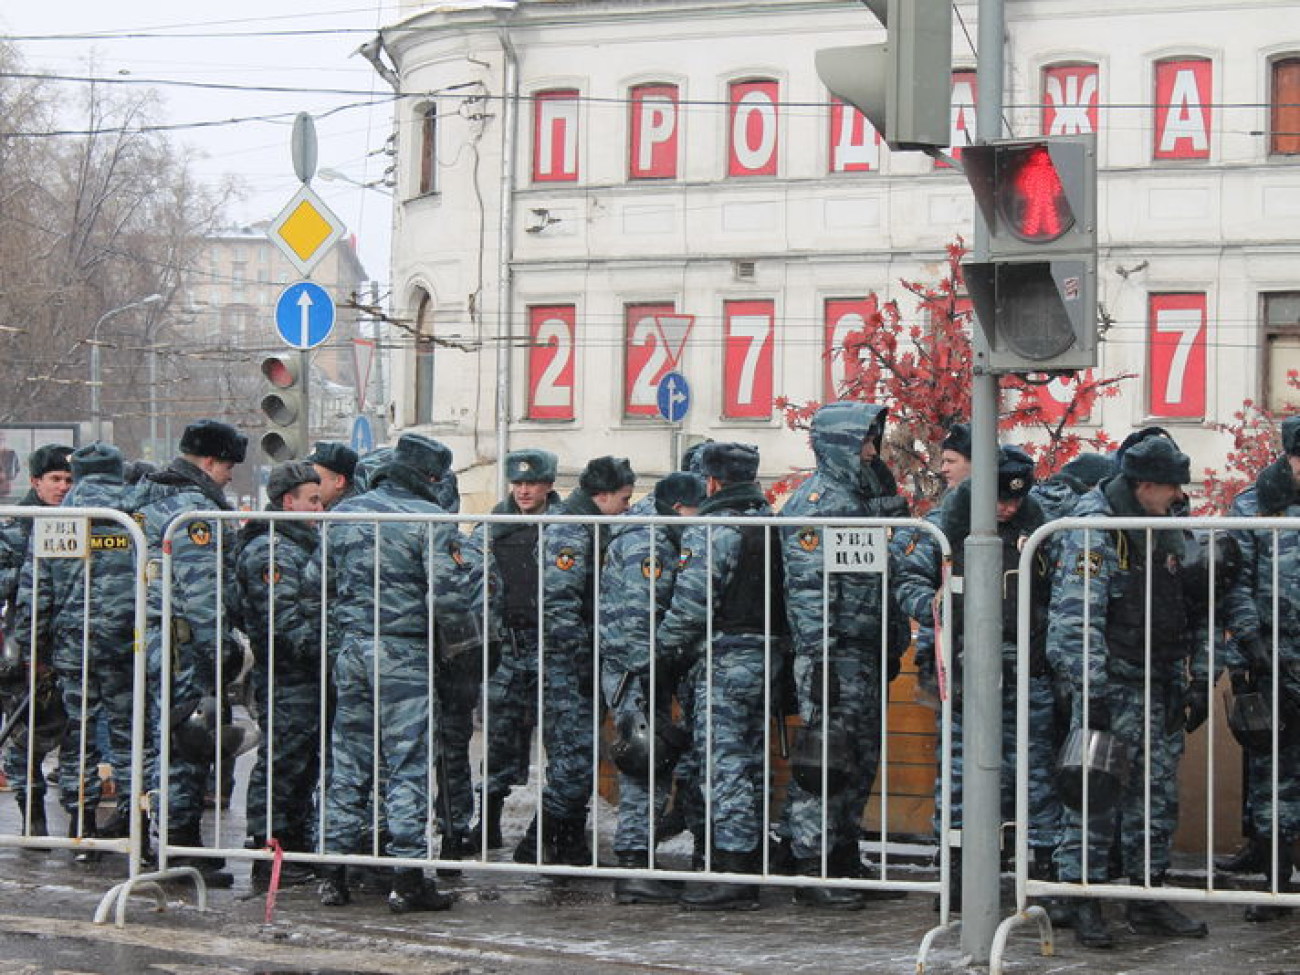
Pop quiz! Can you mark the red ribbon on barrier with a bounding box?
[263,837,284,924]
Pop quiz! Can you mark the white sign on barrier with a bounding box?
[827,526,887,573]
[34,516,88,559]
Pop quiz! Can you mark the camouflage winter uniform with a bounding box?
[320,460,477,862]
[1222,430,1300,844]
[133,458,244,835]
[656,481,774,856]
[1047,478,1206,882]
[779,402,910,862]
[478,488,561,802]
[234,516,321,849]
[599,493,688,855]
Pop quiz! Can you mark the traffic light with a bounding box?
[962,134,1098,374]
[815,0,953,151]
[259,354,305,461]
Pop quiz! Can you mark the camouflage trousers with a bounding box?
[323,636,435,861]
[939,653,1062,853]
[784,651,883,860]
[600,666,672,854]
[245,663,320,845]
[146,631,214,833]
[482,627,538,798]
[692,638,767,854]
[538,640,595,820]
[436,651,482,839]
[1245,731,1300,842]
[1055,677,1186,882]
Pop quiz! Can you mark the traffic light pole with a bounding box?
[962,0,1006,964]
[298,348,311,462]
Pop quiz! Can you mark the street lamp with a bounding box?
[317,167,393,196]
[90,293,163,442]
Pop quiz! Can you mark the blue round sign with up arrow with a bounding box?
[275,281,336,350]
[656,371,690,423]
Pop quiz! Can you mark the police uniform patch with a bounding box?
[809,492,821,503]
[556,547,577,571]
[188,521,212,546]
[262,566,282,584]
[904,538,917,556]
[1074,549,1103,577]
[642,556,662,580]
[133,511,147,530]
[678,547,693,570]
[451,541,467,568]
[798,527,820,553]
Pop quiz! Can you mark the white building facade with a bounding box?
[377,0,1300,505]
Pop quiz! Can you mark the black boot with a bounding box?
[679,849,761,911]
[167,822,233,888]
[318,864,351,907]
[1125,875,1207,938]
[1028,847,1072,929]
[553,815,592,866]
[69,809,102,864]
[1245,843,1294,923]
[388,867,454,913]
[1217,835,1266,876]
[437,832,467,878]
[512,815,540,864]
[614,851,680,904]
[1073,900,1114,949]
[16,794,47,838]
[793,856,865,910]
[471,792,506,850]
[829,842,906,901]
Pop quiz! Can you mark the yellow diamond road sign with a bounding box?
[268,184,346,276]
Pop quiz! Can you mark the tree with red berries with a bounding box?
[773,240,1133,511]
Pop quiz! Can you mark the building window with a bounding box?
[1042,63,1099,136]
[628,84,679,180]
[727,79,779,177]
[1262,292,1300,411]
[1271,57,1300,155]
[418,102,437,195]
[532,89,580,183]
[1148,293,1207,419]
[1154,58,1212,160]
[414,291,435,425]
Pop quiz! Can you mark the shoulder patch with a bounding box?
[642,555,662,580]
[555,546,577,571]
[133,511,147,530]
[808,491,821,504]
[187,521,212,546]
[797,527,820,553]
[1074,549,1103,578]
[904,537,917,556]
[262,566,282,585]
[450,540,467,568]
[677,546,693,570]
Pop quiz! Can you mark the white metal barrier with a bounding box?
[0,507,158,923]
[994,514,1300,972]
[130,507,955,924]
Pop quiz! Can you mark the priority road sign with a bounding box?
[267,183,345,277]
[275,282,336,350]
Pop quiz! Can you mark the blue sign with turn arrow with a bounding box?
[656,371,690,423]
[274,281,336,350]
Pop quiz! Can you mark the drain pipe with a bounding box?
[493,20,520,499]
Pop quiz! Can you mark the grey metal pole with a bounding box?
[495,23,519,499]
[149,347,158,462]
[298,348,312,458]
[961,0,1006,963]
[90,341,103,442]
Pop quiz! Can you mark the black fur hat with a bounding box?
[304,441,358,479]
[28,443,73,478]
[70,441,123,480]
[654,472,707,509]
[1121,436,1191,485]
[266,460,320,505]
[578,456,636,495]
[941,422,972,459]
[699,442,760,484]
[394,433,452,480]
[996,445,1035,500]
[179,419,247,463]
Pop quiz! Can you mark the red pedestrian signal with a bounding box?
[999,145,1074,242]
[962,134,1097,374]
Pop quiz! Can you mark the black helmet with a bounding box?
[608,709,689,780]
[1181,530,1242,612]
[789,723,855,796]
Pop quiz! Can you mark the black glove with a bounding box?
[809,659,839,708]
[1240,633,1272,673]
[1182,679,1209,734]
[1084,697,1110,732]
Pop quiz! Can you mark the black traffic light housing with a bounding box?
[962,134,1098,374]
[815,0,953,152]
[259,354,305,462]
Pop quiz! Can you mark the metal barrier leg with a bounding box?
[92,867,207,927]
[916,918,961,974]
[989,904,1053,975]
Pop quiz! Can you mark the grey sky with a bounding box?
[0,2,399,282]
